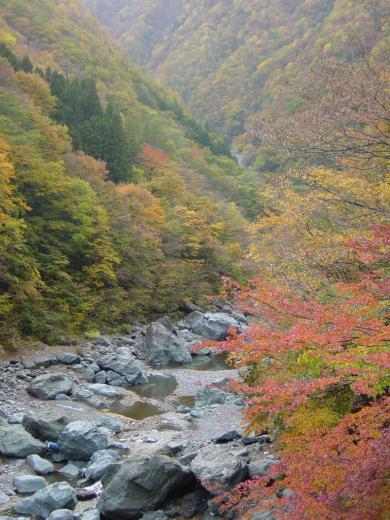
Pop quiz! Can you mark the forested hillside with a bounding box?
[85,0,389,150]
[0,0,257,346]
[81,2,390,518]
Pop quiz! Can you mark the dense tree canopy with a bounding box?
[0,0,254,346]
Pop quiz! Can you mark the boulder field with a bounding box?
[0,305,281,519]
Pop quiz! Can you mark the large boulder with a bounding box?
[28,373,73,400]
[15,482,77,518]
[13,475,47,494]
[143,323,192,366]
[0,424,46,457]
[191,445,247,495]
[58,421,109,460]
[99,349,147,386]
[85,449,120,481]
[97,454,193,519]
[23,412,70,442]
[186,312,239,341]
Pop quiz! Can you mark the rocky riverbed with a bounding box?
[0,305,277,519]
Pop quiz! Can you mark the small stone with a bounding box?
[27,454,54,475]
[0,492,9,505]
[176,405,190,414]
[56,394,72,401]
[190,409,203,418]
[89,384,122,398]
[179,452,198,465]
[48,510,81,520]
[59,463,80,479]
[167,440,188,454]
[7,412,25,424]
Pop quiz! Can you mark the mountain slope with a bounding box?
[84,0,389,145]
[0,0,256,346]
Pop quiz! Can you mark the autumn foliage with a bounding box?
[213,228,389,519]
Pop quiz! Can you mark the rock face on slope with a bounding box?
[143,322,192,366]
[97,454,194,519]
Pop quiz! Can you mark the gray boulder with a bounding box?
[96,416,123,434]
[195,385,229,407]
[214,430,241,443]
[99,350,147,386]
[15,482,77,518]
[58,421,109,460]
[28,373,73,400]
[14,475,47,494]
[143,323,192,366]
[56,353,81,365]
[0,424,46,457]
[97,454,193,519]
[23,412,70,442]
[59,463,80,479]
[72,388,107,410]
[27,454,54,475]
[85,449,120,481]
[105,370,125,386]
[186,312,239,341]
[191,445,247,495]
[48,511,80,520]
[89,384,122,398]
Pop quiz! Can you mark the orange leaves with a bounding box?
[138,144,170,171]
[215,225,389,518]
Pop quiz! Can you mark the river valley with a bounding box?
[0,305,276,520]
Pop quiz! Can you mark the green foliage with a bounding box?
[88,0,389,159]
[45,70,133,182]
[0,0,254,344]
